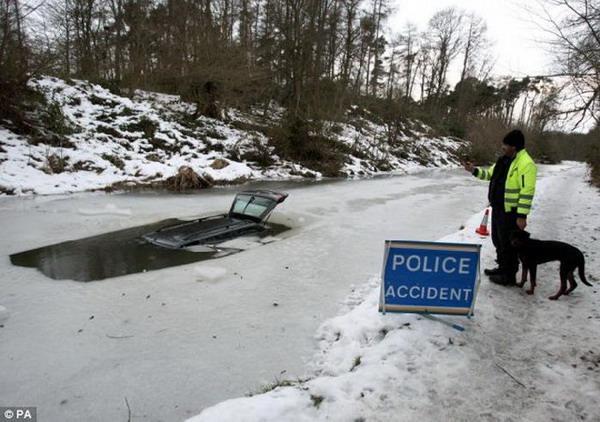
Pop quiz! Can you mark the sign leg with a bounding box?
[422,313,465,332]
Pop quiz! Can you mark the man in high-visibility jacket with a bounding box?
[465,130,537,286]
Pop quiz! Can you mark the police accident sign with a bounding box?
[379,240,481,316]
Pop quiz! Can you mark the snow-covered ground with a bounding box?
[0,163,598,422]
[189,162,600,422]
[0,77,465,195]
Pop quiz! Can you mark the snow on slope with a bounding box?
[188,162,600,422]
[0,77,465,195]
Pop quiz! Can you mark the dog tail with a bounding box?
[578,257,592,286]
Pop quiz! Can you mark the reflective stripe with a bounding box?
[505,150,536,213]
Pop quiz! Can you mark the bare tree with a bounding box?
[415,32,435,101]
[339,0,360,87]
[0,0,39,90]
[396,22,417,101]
[460,12,488,82]
[428,7,464,99]
[368,0,388,96]
[385,34,399,99]
[535,0,600,127]
[108,0,124,81]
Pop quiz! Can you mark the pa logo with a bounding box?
[2,408,34,420]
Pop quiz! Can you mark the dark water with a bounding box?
[10,219,289,281]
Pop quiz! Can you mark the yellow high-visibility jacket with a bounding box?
[475,149,537,216]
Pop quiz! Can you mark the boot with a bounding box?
[484,267,502,276]
[489,273,517,286]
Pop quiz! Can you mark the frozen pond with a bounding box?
[0,169,487,421]
[10,219,290,281]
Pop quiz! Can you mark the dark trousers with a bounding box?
[491,206,519,276]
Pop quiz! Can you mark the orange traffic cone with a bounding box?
[475,208,490,236]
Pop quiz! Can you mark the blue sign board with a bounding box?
[379,240,481,316]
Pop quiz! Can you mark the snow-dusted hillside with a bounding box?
[0,76,466,195]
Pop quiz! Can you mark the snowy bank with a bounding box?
[0,76,466,195]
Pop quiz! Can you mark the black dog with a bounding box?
[510,230,592,300]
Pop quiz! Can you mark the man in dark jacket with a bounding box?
[478,155,513,274]
[465,130,537,285]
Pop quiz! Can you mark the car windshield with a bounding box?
[231,194,275,219]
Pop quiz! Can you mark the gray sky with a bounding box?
[388,0,556,83]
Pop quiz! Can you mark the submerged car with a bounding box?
[142,190,289,249]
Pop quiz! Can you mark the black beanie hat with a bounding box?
[503,129,525,150]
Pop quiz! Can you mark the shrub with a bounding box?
[41,100,75,136]
[587,129,600,187]
[0,185,15,195]
[72,160,104,173]
[120,107,135,117]
[89,94,119,107]
[177,113,204,130]
[94,78,122,96]
[101,153,125,170]
[270,116,343,177]
[205,128,227,140]
[45,153,69,174]
[120,117,158,139]
[145,153,162,162]
[524,132,561,164]
[239,138,275,168]
[210,158,229,169]
[205,140,224,152]
[310,395,324,409]
[97,125,122,138]
[149,137,180,153]
[96,112,117,123]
